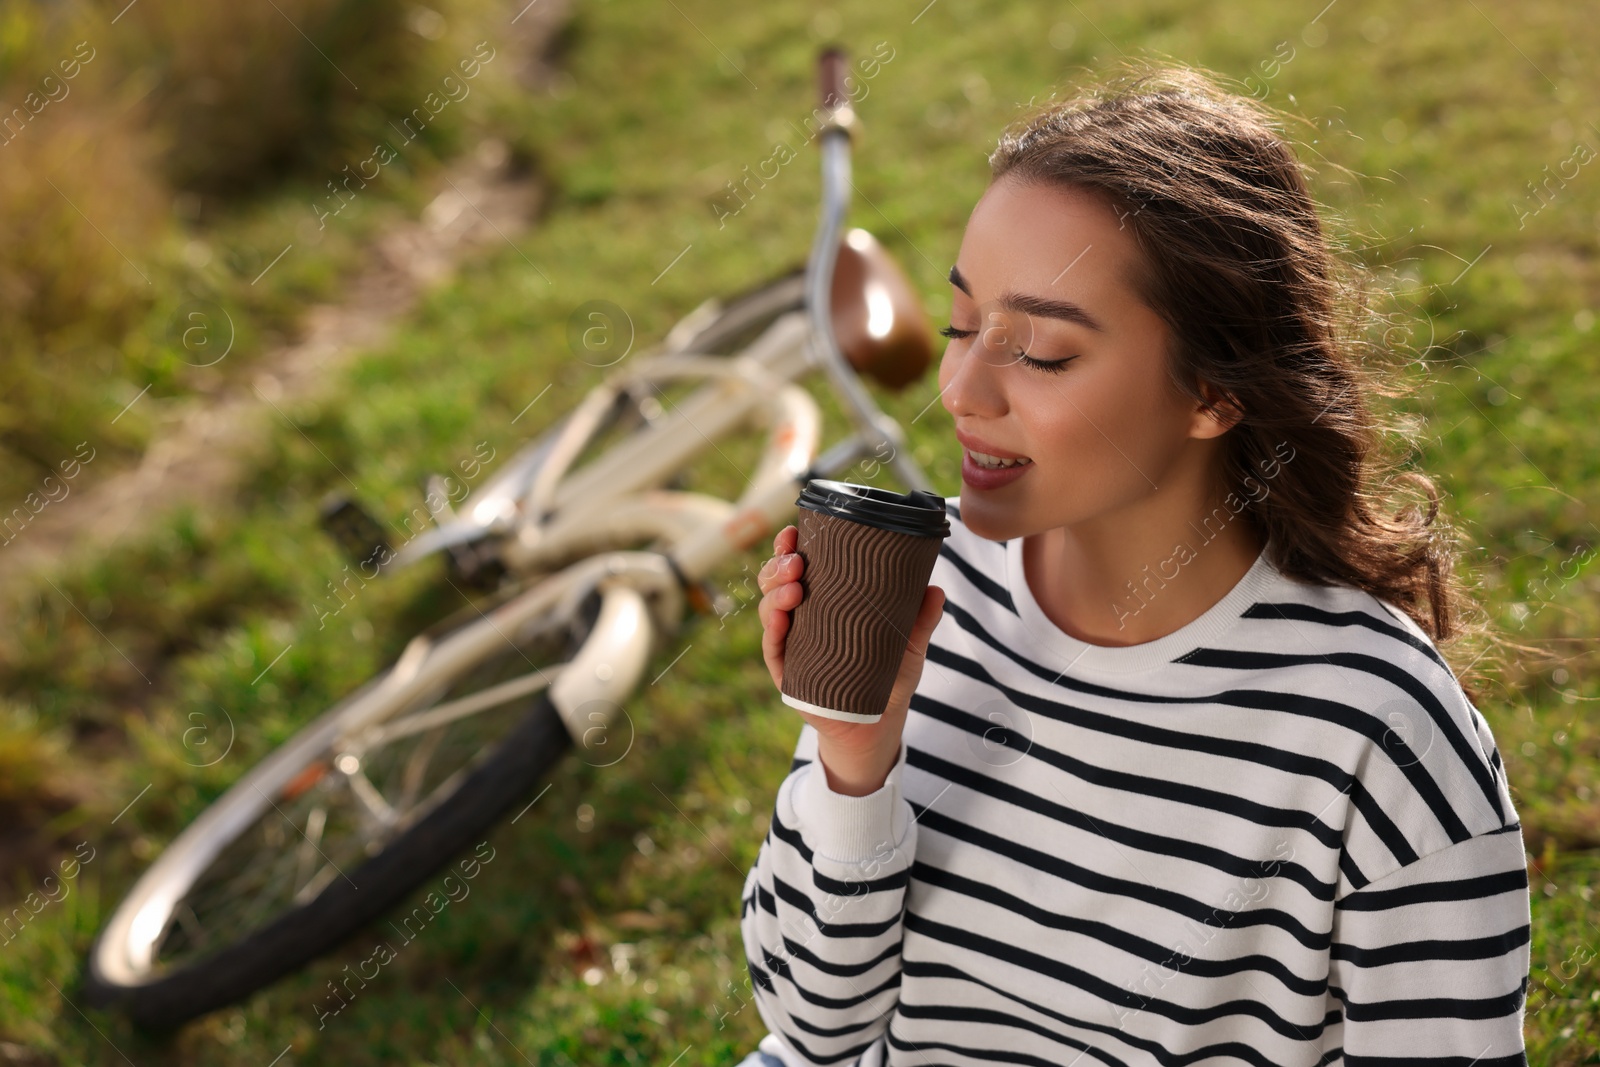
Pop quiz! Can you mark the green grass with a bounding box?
[3,0,1599,1062]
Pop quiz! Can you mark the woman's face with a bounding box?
[937,175,1233,544]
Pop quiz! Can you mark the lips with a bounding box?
[955,429,1032,468]
[955,430,1034,491]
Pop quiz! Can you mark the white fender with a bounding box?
[549,583,655,753]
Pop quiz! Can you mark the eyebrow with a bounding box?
[948,263,1105,333]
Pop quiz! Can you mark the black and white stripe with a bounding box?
[741,500,1530,1065]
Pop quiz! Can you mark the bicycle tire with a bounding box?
[83,589,598,1029]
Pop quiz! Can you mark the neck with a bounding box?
[1022,496,1267,648]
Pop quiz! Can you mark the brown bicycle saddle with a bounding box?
[829,227,935,391]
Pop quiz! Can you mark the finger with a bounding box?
[915,588,934,639]
[757,586,776,630]
[757,581,802,630]
[758,553,791,593]
[777,525,797,554]
[887,587,945,706]
[757,553,803,595]
[908,585,946,653]
[761,596,791,683]
[757,554,780,592]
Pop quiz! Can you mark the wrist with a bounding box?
[816,737,900,797]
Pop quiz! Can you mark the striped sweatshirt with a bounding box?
[740,498,1531,1066]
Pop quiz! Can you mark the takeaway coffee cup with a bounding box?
[779,479,950,722]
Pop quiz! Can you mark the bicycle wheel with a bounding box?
[83,580,618,1029]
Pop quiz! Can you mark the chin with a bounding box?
[957,493,1022,543]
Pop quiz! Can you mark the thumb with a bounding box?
[908,585,946,655]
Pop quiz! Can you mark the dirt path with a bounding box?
[0,0,571,607]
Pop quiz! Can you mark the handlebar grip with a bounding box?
[818,47,849,110]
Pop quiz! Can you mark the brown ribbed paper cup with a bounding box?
[779,480,950,723]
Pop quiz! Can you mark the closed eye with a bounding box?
[938,324,1076,374]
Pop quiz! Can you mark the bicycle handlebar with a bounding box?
[818,47,849,110]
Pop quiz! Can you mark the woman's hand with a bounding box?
[757,524,946,797]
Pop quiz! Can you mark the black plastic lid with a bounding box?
[795,479,950,538]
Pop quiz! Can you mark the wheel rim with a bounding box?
[97,590,585,985]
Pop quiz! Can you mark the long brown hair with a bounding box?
[986,59,1514,703]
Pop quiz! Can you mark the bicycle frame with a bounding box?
[313,48,944,763]
[87,47,945,1014]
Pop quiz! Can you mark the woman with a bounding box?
[737,61,1531,1066]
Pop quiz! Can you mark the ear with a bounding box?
[1191,379,1245,438]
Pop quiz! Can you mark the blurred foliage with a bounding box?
[0,0,492,494]
[0,699,74,817]
[116,0,440,195]
[0,7,162,472]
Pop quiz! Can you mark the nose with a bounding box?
[939,337,1008,421]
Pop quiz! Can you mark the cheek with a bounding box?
[1069,362,1172,444]
[1026,369,1170,489]
[1025,371,1116,453]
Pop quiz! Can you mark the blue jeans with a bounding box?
[734,1052,786,1067]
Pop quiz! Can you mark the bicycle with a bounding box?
[84,45,941,1028]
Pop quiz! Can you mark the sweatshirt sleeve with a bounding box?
[739,723,917,1067]
[1327,826,1532,1065]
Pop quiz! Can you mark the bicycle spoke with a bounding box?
[344,765,397,832]
[143,613,575,976]
[355,665,559,749]
[158,821,299,963]
[395,726,447,820]
[294,804,328,898]
[293,862,340,907]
